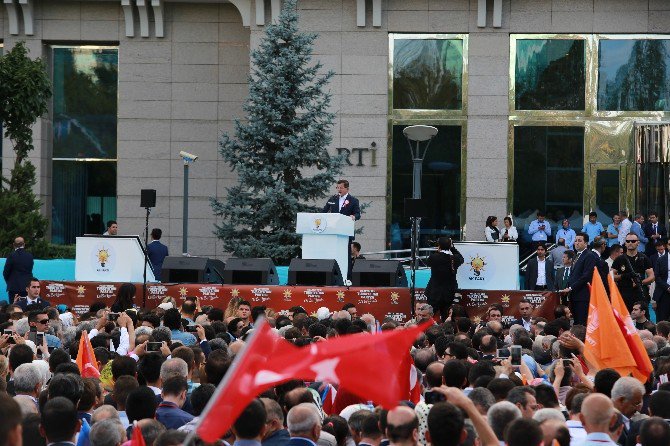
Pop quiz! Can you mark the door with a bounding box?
[588,163,630,225]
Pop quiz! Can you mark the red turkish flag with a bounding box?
[130,423,147,446]
[195,320,429,443]
[76,330,100,378]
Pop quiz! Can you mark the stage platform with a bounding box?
[40,280,557,325]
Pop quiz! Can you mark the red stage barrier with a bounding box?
[41,281,558,324]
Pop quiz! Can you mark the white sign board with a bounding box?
[75,236,156,283]
[453,242,520,290]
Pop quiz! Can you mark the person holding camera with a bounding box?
[424,237,464,322]
[612,233,654,312]
[528,211,552,248]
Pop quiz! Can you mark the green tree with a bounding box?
[0,42,52,257]
[211,0,342,264]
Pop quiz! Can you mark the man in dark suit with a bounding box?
[653,240,670,322]
[262,398,290,446]
[509,299,534,331]
[425,237,464,322]
[649,239,666,270]
[3,237,34,301]
[562,232,597,326]
[525,243,555,291]
[146,228,169,281]
[14,278,50,311]
[643,211,667,256]
[323,179,361,279]
[286,403,322,446]
[625,390,670,446]
[322,179,361,221]
[555,250,575,300]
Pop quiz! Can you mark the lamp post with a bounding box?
[403,125,438,316]
[180,151,198,255]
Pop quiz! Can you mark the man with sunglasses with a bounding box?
[28,309,62,348]
[612,234,654,312]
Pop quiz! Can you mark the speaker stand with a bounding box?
[143,206,151,308]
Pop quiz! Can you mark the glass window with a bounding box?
[515,39,585,110]
[391,125,461,250]
[513,126,584,242]
[52,47,118,159]
[51,161,117,245]
[598,39,670,111]
[51,46,118,245]
[393,39,463,110]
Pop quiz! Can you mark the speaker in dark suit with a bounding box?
[653,252,670,322]
[568,245,597,326]
[323,180,361,278]
[3,239,34,300]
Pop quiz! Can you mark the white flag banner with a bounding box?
[453,242,520,290]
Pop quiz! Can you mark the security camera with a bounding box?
[179,151,198,163]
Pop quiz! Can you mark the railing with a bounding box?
[362,242,557,272]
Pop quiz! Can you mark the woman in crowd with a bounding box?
[110,283,136,313]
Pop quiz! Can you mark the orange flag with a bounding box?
[584,268,637,377]
[607,273,654,383]
[76,330,100,378]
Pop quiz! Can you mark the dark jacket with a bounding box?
[15,297,50,311]
[322,194,361,220]
[653,252,670,302]
[643,222,667,255]
[424,247,465,305]
[3,247,34,296]
[568,250,598,302]
[155,401,194,429]
[525,257,555,290]
[147,240,169,281]
[263,429,290,446]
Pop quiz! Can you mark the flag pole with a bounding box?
[183,317,269,446]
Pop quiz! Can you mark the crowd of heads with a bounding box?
[0,286,668,446]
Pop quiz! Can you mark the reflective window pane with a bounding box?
[52,47,118,159]
[393,39,463,110]
[391,125,461,250]
[52,161,117,245]
[598,40,670,111]
[513,126,584,242]
[515,39,585,110]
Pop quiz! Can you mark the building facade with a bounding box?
[2,0,670,259]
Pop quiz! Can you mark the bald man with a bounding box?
[287,403,321,446]
[3,236,33,301]
[579,394,619,446]
[386,406,418,446]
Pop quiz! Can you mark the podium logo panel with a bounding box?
[311,216,328,233]
[92,243,117,274]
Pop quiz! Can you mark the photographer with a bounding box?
[425,237,464,323]
[612,233,654,312]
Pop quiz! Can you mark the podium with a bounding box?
[75,235,156,282]
[296,213,355,280]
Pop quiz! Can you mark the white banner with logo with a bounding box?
[454,242,520,290]
[75,235,155,282]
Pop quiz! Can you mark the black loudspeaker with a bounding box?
[223,258,279,285]
[288,259,344,286]
[404,198,426,218]
[161,256,225,284]
[351,260,408,287]
[141,189,157,208]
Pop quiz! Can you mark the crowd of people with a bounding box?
[0,281,667,446]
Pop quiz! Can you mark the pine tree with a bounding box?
[0,42,52,257]
[211,0,342,264]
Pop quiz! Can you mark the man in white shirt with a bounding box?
[618,212,633,246]
[579,394,619,446]
[566,393,587,446]
[525,243,555,291]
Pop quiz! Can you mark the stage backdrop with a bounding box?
[41,281,556,325]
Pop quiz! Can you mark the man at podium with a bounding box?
[323,179,361,279]
[323,179,361,221]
